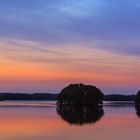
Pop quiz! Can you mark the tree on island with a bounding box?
[135,90,140,117]
[58,83,104,105]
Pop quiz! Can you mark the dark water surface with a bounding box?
[0,101,139,140]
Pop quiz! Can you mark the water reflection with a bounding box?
[135,104,140,117]
[0,101,139,140]
[56,103,104,126]
[104,101,134,107]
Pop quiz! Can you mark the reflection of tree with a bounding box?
[57,103,104,126]
[135,105,140,117]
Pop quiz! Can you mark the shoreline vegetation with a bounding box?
[0,84,139,102]
[0,93,137,102]
[0,93,136,101]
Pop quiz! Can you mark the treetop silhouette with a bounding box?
[58,83,104,105]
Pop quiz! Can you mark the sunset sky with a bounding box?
[0,0,139,94]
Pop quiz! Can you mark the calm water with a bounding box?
[0,101,139,140]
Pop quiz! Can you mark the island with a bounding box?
[58,83,104,105]
[57,83,104,125]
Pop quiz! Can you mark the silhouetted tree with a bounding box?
[57,103,104,126]
[58,83,104,105]
[135,91,140,117]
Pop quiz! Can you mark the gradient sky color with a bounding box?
[0,0,139,94]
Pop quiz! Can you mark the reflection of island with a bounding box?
[57,104,104,126]
[135,105,140,117]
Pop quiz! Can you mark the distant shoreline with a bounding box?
[0,93,136,101]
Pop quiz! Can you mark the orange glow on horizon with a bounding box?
[0,39,139,89]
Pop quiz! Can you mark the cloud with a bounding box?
[0,0,140,55]
[0,38,139,93]
[0,38,139,73]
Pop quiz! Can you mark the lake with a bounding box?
[0,101,139,140]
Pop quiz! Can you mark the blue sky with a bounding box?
[0,0,139,94]
[0,0,140,54]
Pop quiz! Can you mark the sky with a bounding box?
[0,0,139,94]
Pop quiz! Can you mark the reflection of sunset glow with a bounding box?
[0,107,67,139]
[0,106,140,140]
[0,118,63,134]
